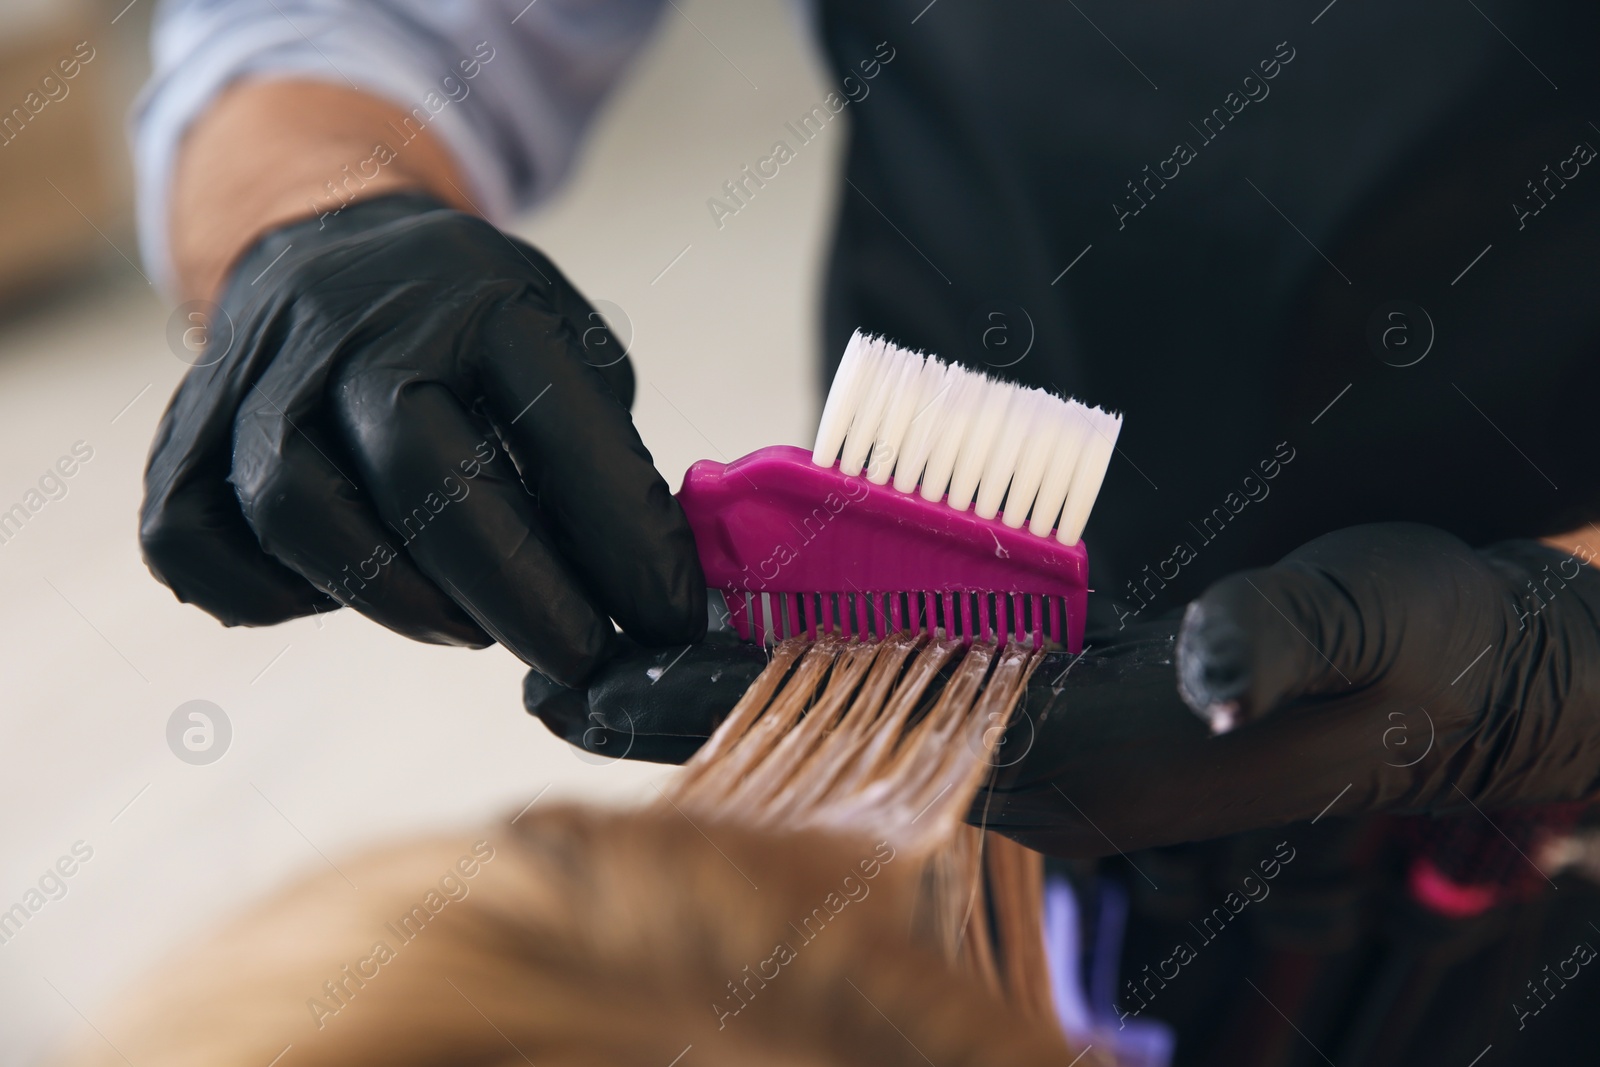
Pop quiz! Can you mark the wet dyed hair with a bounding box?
[51,636,1108,1067]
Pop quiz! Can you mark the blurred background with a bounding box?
[0,0,832,1060]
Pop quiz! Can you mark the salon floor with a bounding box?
[0,2,831,1061]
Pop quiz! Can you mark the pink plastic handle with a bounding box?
[676,445,1087,651]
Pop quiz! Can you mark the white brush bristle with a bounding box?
[812,330,1121,545]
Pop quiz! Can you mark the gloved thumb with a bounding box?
[1174,560,1357,734]
[524,632,772,765]
[1174,523,1493,733]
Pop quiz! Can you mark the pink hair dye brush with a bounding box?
[675,331,1122,652]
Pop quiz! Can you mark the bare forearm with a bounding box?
[170,79,474,300]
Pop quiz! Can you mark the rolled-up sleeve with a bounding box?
[132,0,667,293]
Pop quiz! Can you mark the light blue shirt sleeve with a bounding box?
[132,0,668,294]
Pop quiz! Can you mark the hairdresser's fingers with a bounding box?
[984,693,1382,858]
[524,634,770,764]
[524,695,705,766]
[142,356,334,626]
[585,634,770,735]
[532,261,638,411]
[477,303,706,646]
[332,357,615,684]
[522,671,627,756]
[140,195,453,630]
[1175,523,1494,732]
[981,622,1387,856]
[231,394,491,647]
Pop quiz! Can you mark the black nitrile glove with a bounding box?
[142,194,704,685]
[989,523,1600,855]
[526,524,1600,856]
[525,630,772,765]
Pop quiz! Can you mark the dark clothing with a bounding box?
[814,2,1600,1061]
[1099,821,1600,1067]
[817,0,1600,617]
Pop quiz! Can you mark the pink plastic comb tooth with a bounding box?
[678,445,1088,652]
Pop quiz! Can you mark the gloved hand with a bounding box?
[525,629,773,765]
[142,193,704,685]
[526,524,1600,855]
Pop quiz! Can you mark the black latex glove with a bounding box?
[142,194,704,685]
[525,629,773,765]
[526,524,1600,855]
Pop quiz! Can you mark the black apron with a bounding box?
[812,2,1600,1062]
[816,0,1600,619]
